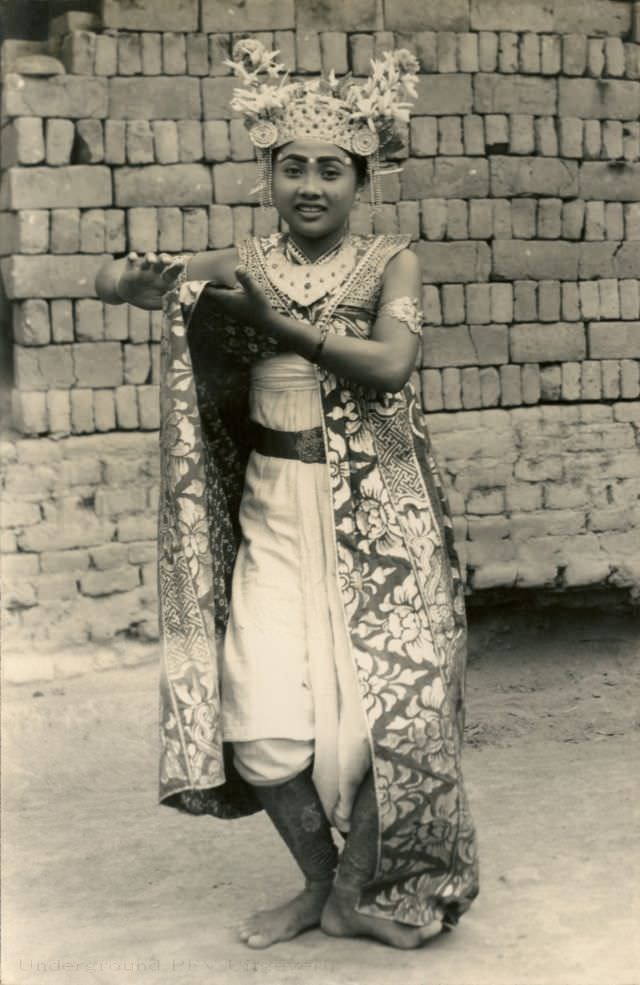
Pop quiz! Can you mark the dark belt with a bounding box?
[250,421,326,464]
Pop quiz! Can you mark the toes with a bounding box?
[421,921,444,943]
[246,932,271,949]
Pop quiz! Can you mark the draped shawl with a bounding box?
[157,233,479,926]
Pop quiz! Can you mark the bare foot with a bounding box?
[321,886,443,949]
[238,879,333,949]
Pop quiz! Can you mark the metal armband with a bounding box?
[378,296,423,337]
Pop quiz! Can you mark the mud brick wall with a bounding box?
[1,0,640,661]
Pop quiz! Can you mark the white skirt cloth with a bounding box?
[221,353,370,828]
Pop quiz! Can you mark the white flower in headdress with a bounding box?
[226,38,300,130]
[225,38,286,83]
[343,48,419,145]
[396,49,420,74]
[230,79,292,121]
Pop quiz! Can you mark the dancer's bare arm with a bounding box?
[95,249,239,310]
[204,249,422,393]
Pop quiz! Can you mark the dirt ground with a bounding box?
[2,605,639,985]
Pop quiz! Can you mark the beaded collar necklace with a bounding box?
[284,233,346,265]
[263,232,358,307]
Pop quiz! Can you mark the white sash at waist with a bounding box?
[251,352,318,391]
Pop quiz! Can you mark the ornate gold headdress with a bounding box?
[225,39,419,208]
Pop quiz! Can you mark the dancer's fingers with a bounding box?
[161,261,182,283]
[235,266,262,298]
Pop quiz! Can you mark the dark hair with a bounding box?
[350,153,368,187]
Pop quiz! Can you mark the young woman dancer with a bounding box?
[97,41,478,950]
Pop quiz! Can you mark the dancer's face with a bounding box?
[272,140,360,249]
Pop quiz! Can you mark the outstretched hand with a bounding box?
[203,267,276,329]
[117,252,184,310]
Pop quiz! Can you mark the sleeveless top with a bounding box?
[235,231,413,346]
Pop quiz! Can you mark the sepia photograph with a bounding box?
[1,1,639,983]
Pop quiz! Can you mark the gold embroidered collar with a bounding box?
[261,233,358,307]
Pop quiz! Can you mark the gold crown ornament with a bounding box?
[225,39,420,208]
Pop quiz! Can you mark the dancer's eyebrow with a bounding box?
[278,153,352,166]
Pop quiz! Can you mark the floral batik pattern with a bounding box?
[158,278,275,817]
[157,233,479,923]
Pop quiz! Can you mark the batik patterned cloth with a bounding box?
[157,232,479,926]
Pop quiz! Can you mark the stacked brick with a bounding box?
[1,0,639,660]
[428,402,640,592]
[1,431,160,657]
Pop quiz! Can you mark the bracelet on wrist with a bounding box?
[310,325,329,364]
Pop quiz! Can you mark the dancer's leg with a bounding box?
[321,772,443,949]
[235,745,338,949]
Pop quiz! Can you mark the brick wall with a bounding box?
[1,0,640,661]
